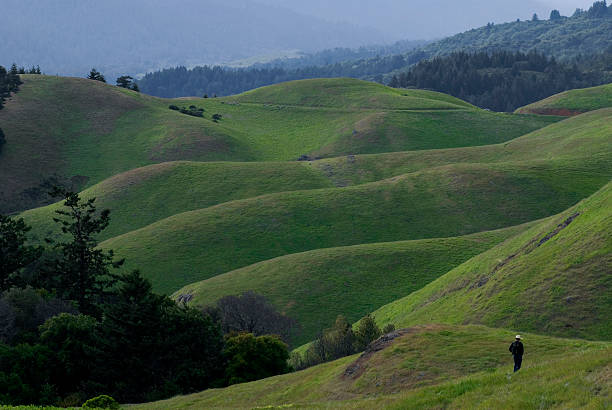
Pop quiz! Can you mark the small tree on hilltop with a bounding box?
[87,68,106,83]
[116,75,140,92]
[549,9,562,20]
[532,13,540,21]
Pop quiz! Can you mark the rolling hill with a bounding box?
[92,107,610,294]
[101,160,608,295]
[20,105,609,242]
[134,325,611,409]
[174,225,534,345]
[373,181,612,341]
[516,82,612,115]
[1,67,610,408]
[0,76,558,214]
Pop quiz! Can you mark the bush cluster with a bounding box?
[290,314,395,370]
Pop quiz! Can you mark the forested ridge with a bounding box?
[139,1,612,103]
[389,49,612,112]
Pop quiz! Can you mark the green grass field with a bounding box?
[373,181,612,342]
[134,325,611,409]
[100,160,609,295]
[516,82,612,115]
[175,224,533,345]
[0,76,559,213]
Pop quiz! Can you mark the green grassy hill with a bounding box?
[0,76,558,213]
[134,325,611,409]
[94,108,611,295]
[175,224,533,345]
[373,181,612,342]
[101,160,608,295]
[21,108,609,242]
[20,160,335,241]
[516,83,612,115]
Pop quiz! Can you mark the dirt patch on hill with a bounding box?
[520,108,584,117]
[342,326,444,381]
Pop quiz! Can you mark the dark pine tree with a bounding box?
[87,68,106,83]
[40,189,124,316]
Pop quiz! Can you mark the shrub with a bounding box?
[82,394,119,409]
[382,323,396,334]
[224,333,291,385]
[354,314,382,350]
[168,105,180,111]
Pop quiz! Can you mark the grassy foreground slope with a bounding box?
[20,108,611,241]
[175,224,532,345]
[374,181,612,341]
[101,161,608,295]
[0,76,558,213]
[516,82,612,115]
[136,325,611,409]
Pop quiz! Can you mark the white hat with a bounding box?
[515,335,521,339]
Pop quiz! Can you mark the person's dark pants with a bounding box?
[513,355,522,372]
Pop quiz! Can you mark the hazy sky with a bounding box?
[258,0,600,39]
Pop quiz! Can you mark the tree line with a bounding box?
[0,191,296,406]
[137,53,425,98]
[388,49,612,112]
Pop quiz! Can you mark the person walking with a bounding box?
[509,335,524,372]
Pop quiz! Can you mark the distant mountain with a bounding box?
[416,4,612,61]
[0,0,385,79]
[257,0,555,39]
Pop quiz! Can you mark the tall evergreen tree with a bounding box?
[41,189,123,316]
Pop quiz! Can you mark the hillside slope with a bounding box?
[21,108,609,244]
[102,161,608,294]
[373,181,612,341]
[90,108,611,294]
[20,161,334,241]
[175,224,533,345]
[0,76,559,213]
[135,325,611,409]
[516,82,612,115]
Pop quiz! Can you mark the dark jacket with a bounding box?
[509,340,524,356]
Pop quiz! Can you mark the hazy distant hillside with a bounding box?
[258,0,555,39]
[0,0,384,79]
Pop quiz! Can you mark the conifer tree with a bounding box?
[42,189,123,316]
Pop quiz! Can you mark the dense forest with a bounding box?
[139,1,611,100]
[139,53,425,98]
[389,49,612,111]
